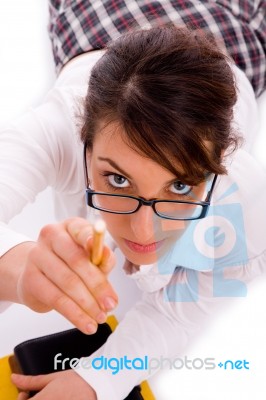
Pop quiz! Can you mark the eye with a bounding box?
[170,180,193,195]
[107,174,130,188]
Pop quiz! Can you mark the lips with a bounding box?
[124,238,165,254]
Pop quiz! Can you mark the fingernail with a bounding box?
[96,311,107,324]
[86,322,97,334]
[104,297,117,311]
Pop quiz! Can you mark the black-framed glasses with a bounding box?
[83,143,218,221]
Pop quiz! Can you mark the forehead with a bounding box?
[91,119,188,179]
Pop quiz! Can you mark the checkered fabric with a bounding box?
[48,0,266,97]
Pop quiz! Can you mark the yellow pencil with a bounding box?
[91,219,106,266]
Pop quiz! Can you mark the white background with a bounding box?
[1,1,266,399]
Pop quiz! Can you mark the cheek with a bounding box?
[100,211,189,241]
[160,219,186,231]
[99,212,129,239]
[161,220,190,248]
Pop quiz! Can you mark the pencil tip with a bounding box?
[94,219,106,233]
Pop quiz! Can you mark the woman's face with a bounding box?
[87,121,208,266]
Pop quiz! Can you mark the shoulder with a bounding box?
[211,148,266,260]
[44,50,106,145]
[55,50,105,90]
[216,148,266,204]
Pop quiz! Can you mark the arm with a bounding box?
[0,97,68,303]
[0,99,64,309]
[0,242,35,303]
[74,252,266,400]
[0,87,118,331]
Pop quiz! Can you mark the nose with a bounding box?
[130,204,159,242]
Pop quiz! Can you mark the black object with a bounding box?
[14,324,144,399]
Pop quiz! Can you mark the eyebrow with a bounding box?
[97,157,133,179]
[97,156,195,186]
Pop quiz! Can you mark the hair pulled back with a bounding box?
[81,25,239,184]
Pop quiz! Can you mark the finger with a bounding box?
[30,245,108,325]
[17,392,29,400]
[49,231,118,313]
[97,245,116,274]
[67,218,116,273]
[27,269,100,334]
[66,218,94,249]
[38,221,118,315]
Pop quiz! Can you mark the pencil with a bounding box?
[91,219,106,266]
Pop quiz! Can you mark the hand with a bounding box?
[11,370,97,400]
[16,217,118,334]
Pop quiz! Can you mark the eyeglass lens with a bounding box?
[91,193,203,219]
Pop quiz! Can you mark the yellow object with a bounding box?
[91,219,106,265]
[139,380,156,400]
[106,314,119,330]
[0,355,19,400]
[0,316,155,400]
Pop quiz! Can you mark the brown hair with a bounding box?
[81,26,239,185]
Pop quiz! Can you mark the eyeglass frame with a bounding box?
[83,142,218,221]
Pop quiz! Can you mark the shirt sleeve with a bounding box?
[0,86,83,257]
[74,248,266,400]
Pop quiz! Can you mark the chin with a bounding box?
[125,253,158,266]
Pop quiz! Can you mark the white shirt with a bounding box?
[0,50,265,399]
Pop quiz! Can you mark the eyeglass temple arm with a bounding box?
[205,174,218,202]
[83,143,90,188]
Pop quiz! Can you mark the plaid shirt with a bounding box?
[48,0,266,97]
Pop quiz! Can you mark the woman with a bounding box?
[1,1,266,399]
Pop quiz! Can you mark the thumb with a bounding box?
[11,373,58,391]
[17,392,29,400]
[99,245,117,274]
